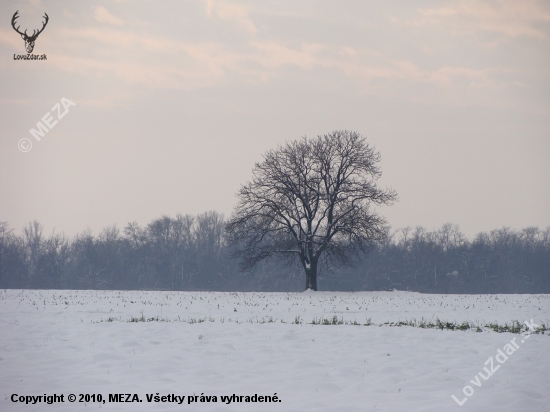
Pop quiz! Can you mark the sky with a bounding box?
[0,0,549,239]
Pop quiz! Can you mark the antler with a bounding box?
[32,13,49,38]
[11,11,26,37]
[11,11,49,40]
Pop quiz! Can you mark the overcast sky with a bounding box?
[1,0,549,238]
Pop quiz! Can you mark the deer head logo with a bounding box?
[11,11,49,54]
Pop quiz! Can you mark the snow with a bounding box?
[1,289,549,411]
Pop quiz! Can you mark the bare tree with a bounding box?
[23,220,43,284]
[226,130,397,290]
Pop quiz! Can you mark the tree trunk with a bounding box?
[304,261,318,291]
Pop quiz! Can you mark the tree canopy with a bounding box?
[226,130,397,290]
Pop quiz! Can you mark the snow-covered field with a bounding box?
[1,289,549,412]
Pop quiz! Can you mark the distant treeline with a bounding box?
[0,214,548,293]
